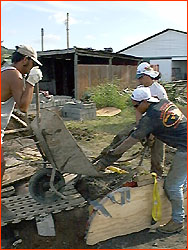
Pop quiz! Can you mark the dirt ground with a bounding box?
[2,208,187,249]
[1,115,187,249]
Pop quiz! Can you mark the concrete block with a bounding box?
[62,102,96,120]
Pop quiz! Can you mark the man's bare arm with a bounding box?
[5,70,34,113]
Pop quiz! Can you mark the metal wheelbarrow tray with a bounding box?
[29,109,99,204]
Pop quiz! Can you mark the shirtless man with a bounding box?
[1,45,42,221]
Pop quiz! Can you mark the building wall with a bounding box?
[150,59,172,82]
[121,30,187,57]
[121,30,187,82]
[77,64,137,99]
[150,59,187,82]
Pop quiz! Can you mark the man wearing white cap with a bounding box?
[110,86,187,234]
[94,62,168,177]
[1,45,43,222]
[135,62,168,177]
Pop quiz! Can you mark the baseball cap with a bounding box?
[131,87,160,103]
[16,45,42,66]
[136,62,159,79]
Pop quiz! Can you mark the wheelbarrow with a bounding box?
[28,85,100,204]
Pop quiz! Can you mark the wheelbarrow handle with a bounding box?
[35,83,40,126]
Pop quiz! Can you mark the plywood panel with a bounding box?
[86,181,187,245]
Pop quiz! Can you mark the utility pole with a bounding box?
[65,13,69,50]
[41,28,44,51]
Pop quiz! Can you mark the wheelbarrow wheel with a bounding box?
[29,168,65,204]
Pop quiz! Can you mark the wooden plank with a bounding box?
[5,127,29,135]
[11,114,28,127]
[2,165,38,187]
[31,109,100,176]
[86,180,187,245]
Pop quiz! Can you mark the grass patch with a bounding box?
[64,107,137,157]
[65,107,136,138]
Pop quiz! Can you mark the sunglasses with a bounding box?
[28,57,38,67]
[133,101,143,108]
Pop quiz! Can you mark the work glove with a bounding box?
[27,66,43,87]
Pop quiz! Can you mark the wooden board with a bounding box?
[2,165,38,187]
[96,107,121,117]
[31,109,100,176]
[86,180,187,245]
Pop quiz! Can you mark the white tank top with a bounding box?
[1,66,20,142]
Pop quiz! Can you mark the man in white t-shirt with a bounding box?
[135,62,168,177]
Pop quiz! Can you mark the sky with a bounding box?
[1,1,187,53]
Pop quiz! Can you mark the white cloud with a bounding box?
[101,33,110,38]
[85,35,96,40]
[7,29,17,35]
[32,33,62,50]
[11,1,56,14]
[45,34,61,42]
[147,1,187,30]
[2,1,87,14]
[8,1,83,26]
[32,33,61,44]
[1,2,11,7]
[49,12,79,25]
[120,33,150,48]
[45,1,88,12]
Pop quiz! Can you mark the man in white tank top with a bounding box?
[1,45,43,221]
[135,62,168,177]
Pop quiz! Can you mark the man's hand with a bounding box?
[27,66,43,87]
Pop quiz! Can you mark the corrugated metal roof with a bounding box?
[38,47,141,61]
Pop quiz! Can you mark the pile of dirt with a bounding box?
[67,127,95,141]
[75,171,134,201]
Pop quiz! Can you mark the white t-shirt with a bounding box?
[136,82,168,124]
[149,81,168,100]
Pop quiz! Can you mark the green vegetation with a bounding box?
[1,45,14,63]
[75,78,136,143]
[65,108,136,138]
[85,78,132,109]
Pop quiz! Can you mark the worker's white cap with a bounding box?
[136,62,159,79]
[16,45,42,66]
[131,87,160,103]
